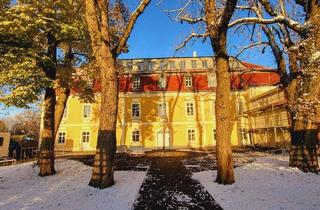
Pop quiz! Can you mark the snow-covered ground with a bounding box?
[0,159,147,210]
[193,154,320,210]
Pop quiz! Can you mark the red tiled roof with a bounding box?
[89,71,280,93]
[241,62,272,70]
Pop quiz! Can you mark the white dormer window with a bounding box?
[158,75,167,88]
[132,76,141,89]
[179,60,186,69]
[191,60,197,69]
[147,62,153,71]
[126,60,133,70]
[185,75,193,88]
[208,73,217,87]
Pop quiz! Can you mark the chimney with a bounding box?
[192,51,197,57]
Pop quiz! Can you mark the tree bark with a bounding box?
[205,0,237,184]
[54,87,70,135]
[39,87,56,176]
[38,32,57,176]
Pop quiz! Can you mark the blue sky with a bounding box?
[119,1,277,68]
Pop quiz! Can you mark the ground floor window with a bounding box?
[213,129,216,142]
[187,129,195,141]
[57,132,66,144]
[132,130,140,142]
[82,132,90,143]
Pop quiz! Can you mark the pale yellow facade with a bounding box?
[55,57,291,153]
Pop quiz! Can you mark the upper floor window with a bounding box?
[83,104,91,119]
[179,60,186,69]
[159,61,167,70]
[186,102,194,116]
[158,103,167,118]
[208,73,217,88]
[132,103,140,118]
[57,132,66,144]
[191,60,197,69]
[132,76,141,89]
[126,60,133,70]
[237,100,244,115]
[82,131,90,142]
[169,61,175,69]
[185,75,193,88]
[62,105,67,119]
[132,130,140,142]
[187,129,196,141]
[158,75,167,89]
[202,60,208,69]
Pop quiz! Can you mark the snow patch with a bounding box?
[0,159,147,210]
[193,155,320,210]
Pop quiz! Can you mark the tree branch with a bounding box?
[113,0,150,57]
[176,32,209,51]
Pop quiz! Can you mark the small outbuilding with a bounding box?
[0,132,10,157]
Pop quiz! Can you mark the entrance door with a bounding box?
[157,131,170,149]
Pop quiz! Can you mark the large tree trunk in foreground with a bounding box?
[39,87,56,176]
[205,0,237,184]
[289,120,319,172]
[214,56,235,184]
[89,55,118,188]
[289,0,320,172]
[54,88,70,135]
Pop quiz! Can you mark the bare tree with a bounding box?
[85,0,150,189]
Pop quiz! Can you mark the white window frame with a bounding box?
[158,102,167,118]
[82,104,92,119]
[185,75,193,88]
[202,60,208,69]
[191,60,197,69]
[81,131,90,143]
[132,130,140,142]
[187,129,196,141]
[179,60,186,69]
[158,76,167,89]
[57,131,66,144]
[147,62,153,71]
[159,61,167,70]
[186,102,195,117]
[208,73,217,88]
[132,76,141,89]
[132,103,140,119]
[62,104,68,119]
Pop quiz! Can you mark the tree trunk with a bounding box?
[289,119,319,172]
[89,53,118,188]
[38,87,56,176]
[214,55,235,184]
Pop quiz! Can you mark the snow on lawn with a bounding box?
[193,154,320,210]
[0,159,147,210]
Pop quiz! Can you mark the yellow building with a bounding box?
[55,56,290,154]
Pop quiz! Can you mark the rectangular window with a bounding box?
[62,105,67,119]
[147,62,153,71]
[126,60,133,70]
[83,104,91,119]
[202,60,208,68]
[187,129,195,141]
[237,100,243,115]
[191,60,197,69]
[132,103,140,118]
[186,102,194,116]
[159,61,167,70]
[132,76,141,89]
[57,132,66,144]
[132,130,140,142]
[158,103,167,118]
[169,61,175,69]
[185,75,193,88]
[82,132,90,143]
[0,137,3,146]
[179,60,186,69]
[208,73,217,87]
